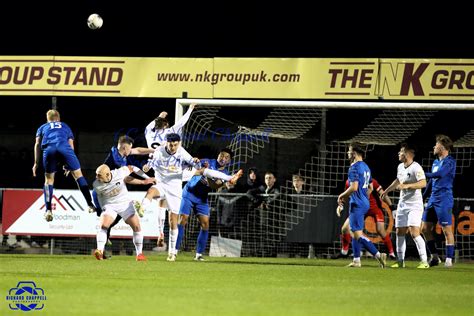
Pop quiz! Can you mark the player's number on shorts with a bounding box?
[363,171,370,189]
[49,122,62,129]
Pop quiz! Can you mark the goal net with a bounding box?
[176,99,474,260]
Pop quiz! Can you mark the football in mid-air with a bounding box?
[87,14,103,29]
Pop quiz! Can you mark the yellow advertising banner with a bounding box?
[0,56,214,97]
[377,59,474,99]
[213,58,378,99]
[1,56,474,100]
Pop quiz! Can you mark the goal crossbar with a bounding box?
[176,99,474,110]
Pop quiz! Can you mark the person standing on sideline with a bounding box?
[421,135,456,268]
[93,164,148,261]
[33,109,95,221]
[337,142,387,268]
[381,143,429,268]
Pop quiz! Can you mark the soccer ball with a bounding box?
[87,14,103,29]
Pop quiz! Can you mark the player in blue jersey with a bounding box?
[337,142,387,268]
[175,148,243,261]
[103,135,154,171]
[33,109,95,222]
[421,135,456,268]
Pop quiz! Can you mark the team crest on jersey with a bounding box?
[168,166,178,172]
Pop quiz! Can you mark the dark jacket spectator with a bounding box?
[247,171,280,209]
[242,167,263,191]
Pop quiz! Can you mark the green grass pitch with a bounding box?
[1,253,473,315]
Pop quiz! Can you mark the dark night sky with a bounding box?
[2,2,473,58]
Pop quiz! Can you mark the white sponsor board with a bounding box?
[5,190,159,238]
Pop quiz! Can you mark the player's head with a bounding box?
[154,116,169,131]
[264,171,276,188]
[398,143,416,162]
[165,133,181,154]
[292,174,305,190]
[434,134,453,154]
[46,109,60,122]
[217,148,233,167]
[96,164,111,182]
[348,142,365,162]
[117,135,134,156]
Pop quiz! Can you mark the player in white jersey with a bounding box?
[144,104,195,251]
[140,133,241,261]
[144,103,195,149]
[93,164,155,261]
[141,133,200,261]
[381,143,429,268]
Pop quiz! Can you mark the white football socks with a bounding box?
[133,231,144,255]
[96,228,107,251]
[157,207,166,236]
[396,235,406,261]
[169,228,178,255]
[413,235,428,263]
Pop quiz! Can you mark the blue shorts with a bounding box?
[422,204,453,226]
[349,205,368,232]
[179,196,210,217]
[42,143,81,173]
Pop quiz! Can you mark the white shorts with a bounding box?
[395,201,423,228]
[102,200,136,221]
[151,182,182,214]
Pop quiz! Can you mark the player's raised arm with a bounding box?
[124,176,156,185]
[171,103,195,133]
[179,146,200,170]
[124,165,156,185]
[130,147,154,155]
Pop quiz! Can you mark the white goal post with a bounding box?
[176,98,474,113]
